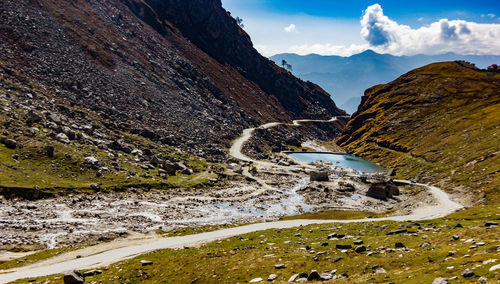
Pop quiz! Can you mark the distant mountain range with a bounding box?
[270,50,500,113]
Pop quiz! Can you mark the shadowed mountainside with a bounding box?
[0,0,345,195]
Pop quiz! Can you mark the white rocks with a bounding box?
[131,149,143,156]
[461,268,474,278]
[267,274,278,281]
[288,274,300,282]
[84,156,99,165]
[489,264,500,271]
[55,133,70,143]
[483,259,497,265]
[432,277,449,284]
[249,277,263,282]
[478,276,488,282]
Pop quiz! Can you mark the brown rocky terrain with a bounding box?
[0,0,345,163]
[0,0,346,198]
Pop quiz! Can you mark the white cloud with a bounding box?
[284,24,297,33]
[254,44,274,57]
[288,43,368,56]
[357,4,500,55]
[482,13,496,18]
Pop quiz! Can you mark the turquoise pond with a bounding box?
[288,152,385,173]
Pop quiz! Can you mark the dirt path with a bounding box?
[0,117,464,283]
[0,181,463,283]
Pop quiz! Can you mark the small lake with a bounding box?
[288,152,385,173]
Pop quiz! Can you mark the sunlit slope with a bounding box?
[338,62,500,203]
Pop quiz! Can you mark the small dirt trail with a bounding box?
[228,116,344,166]
[0,117,464,284]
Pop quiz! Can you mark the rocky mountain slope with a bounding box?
[338,62,500,204]
[0,0,344,195]
[271,51,500,113]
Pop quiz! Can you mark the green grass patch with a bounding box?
[16,211,500,283]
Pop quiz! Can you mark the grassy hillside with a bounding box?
[338,62,500,204]
[14,208,500,283]
[0,66,214,197]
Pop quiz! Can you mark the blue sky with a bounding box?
[221,0,500,56]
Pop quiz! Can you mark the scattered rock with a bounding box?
[386,229,407,235]
[84,156,99,166]
[335,244,352,249]
[55,133,70,143]
[489,264,500,271]
[249,277,263,283]
[90,183,101,190]
[333,257,343,263]
[24,110,42,124]
[478,276,488,283]
[420,242,431,248]
[267,274,278,281]
[63,270,84,284]
[484,222,498,227]
[288,274,300,282]
[432,277,450,284]
[395,242,405,248]
[353,240,363,245]
[309,170,329,182]
[45,145,55,157]
[307,270,321,281]
[274,264,286,269]
[327,233,345,239]
[1,137,17,149]
[355,245,367,253]
[141,260,153,266]
[83,270,102,277]
[374,268,386,274]
[366,180,398,200]
[461,268,474,278]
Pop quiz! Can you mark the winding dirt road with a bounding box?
[0,117,463,283]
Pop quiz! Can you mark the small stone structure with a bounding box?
[366,179,399,200]
[309,170,329,182]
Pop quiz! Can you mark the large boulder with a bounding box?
[1,137,17,149]
[309,170,329,182]
[55,133,70,143]
[24,110,42,124]
[162,161,181,175]
[63,270,84,284]
[84,156,99,166]
[366,180,399,200]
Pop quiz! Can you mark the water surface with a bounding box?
[289,152,384,173]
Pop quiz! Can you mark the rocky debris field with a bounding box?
[0,163,418,251]
[0,169,309,250]
[0,0,345,166]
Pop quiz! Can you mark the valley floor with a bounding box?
[0,117,478,283]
